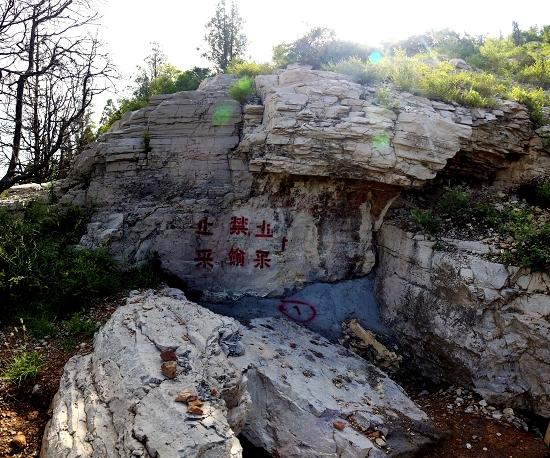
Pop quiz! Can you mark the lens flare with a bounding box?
[372,132,390,149]
[212,102,234,126]
[369,51,382,64]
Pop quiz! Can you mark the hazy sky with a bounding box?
[94,0,550,117]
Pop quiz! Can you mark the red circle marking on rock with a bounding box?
[276,299,317,323]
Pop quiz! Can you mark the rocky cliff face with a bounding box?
[57,65,549,418]
[375,223,550,417]
[61,66,541,301]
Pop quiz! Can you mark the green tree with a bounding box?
[273,27,373,68]
[203,0,247,72]
[512,21,522,46]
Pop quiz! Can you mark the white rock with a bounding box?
[42,289,440,458]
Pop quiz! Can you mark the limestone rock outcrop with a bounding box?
[60,66,540,301]
[42,289,439,458]
[375,223,550,417]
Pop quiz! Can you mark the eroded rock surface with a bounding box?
[59,66,540,301]
[375,223,550,417]
[41,288,248,458]
[42,289,439,458]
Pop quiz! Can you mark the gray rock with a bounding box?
[42,289,439,457]
[375,223,550,417]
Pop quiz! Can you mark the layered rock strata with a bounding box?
[60,67,540,300]
[375,223,550,417]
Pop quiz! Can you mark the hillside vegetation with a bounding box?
[99,24,550,135]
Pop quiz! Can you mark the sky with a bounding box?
[92,0,550,118]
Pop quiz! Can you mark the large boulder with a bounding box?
[375,223,550,417]
[42,289,439,458]
[59,67,538,301]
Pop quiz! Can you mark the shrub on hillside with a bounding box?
[229,76,254,102]
[227,60,275,77]
[0,201,161,320]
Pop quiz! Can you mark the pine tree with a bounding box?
[203,0,247,72]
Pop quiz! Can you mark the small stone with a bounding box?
[188,399,203,408]
[289,342,297,349]
[187,405,204,416]
[503,407,514,417]
[175,389,196,403]
[465,443,472,449]
[333,420,346,431]
[160,349,177,361]
[161,361,177,379]
[10,434,27,450]
[483,447,488,451]
[374,437,386,447]
[495,432,502,437]
[478,400,487,407]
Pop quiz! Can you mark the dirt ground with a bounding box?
[0,296,548,457]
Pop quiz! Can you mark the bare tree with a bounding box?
[0,0,114,192]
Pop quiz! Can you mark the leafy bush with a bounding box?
[507,86,548,125]
[227,60,274,77]
[374,87,399,110]
[411,208,441,235]
[0,201,161,320]
[437,187,470,215]
[273,27,374,68]
[1,351,43,384]
[67,311,97,336]
[26,316,55,338]
[229,76,254,102]
[324,58,383,85]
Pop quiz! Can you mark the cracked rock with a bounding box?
[42,288,439,457]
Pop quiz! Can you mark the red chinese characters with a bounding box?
[281,236,288,251]
[229,216,249,235]
[194,249,214,269]
[195,216,213,235]
[255,220,273,238]
[228,247,245,266]
[254,250,271,269]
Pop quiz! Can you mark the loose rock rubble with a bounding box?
[41,288,440,458]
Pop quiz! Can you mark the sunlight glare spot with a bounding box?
[368,51,382,64]
[212,103,234,126]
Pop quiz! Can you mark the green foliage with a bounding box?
[1,351,43,384]
[500,208,550,271]
[0,201,161,319]
[61,337,76,352]
[411,208,441,235]
[437,187,470,215]
[26,316,55,338]
[67,311,97,336]
[325,58,382,85]
[507,86,548,125]
[229,76,254,102]
[203,0,246,71]
[143,130,152,153]
[534,181,550,207]
[227,60,275,77]
[374,87,399,110]
[273,27,373,68]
